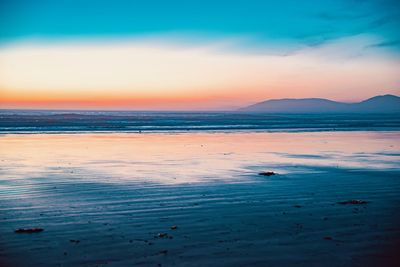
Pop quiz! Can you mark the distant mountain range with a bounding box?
[238,94,400,113]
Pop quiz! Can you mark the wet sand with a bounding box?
[1,132,400,266]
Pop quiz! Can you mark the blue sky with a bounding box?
[1,0,399,51]
[0,0,399,110]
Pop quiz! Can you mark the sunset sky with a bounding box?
[1,0,399,110]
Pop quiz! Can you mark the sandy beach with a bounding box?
[1,131,400,267]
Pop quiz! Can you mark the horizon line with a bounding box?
[1,93,398,112]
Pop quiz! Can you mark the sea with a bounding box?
[1,109,399,133]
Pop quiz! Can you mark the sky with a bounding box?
[0,0,399,110]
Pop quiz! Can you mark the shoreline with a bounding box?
[1,128,400,135]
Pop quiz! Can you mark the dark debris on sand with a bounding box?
[155,233,173,239]
[258,171,276,176]
[337,200,369,205]
[14,228,44,233]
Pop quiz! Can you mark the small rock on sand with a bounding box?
[14,228,44,233]
[337,200,368,205]
[156,233,169,238]
[258,171,276,176]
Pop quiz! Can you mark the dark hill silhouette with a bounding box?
[238,94,400,113]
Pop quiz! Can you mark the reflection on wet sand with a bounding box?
[0,132,399,267]
[0,132,399,184]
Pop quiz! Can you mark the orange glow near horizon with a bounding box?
[0,92,236,110]
[1,36,400,110]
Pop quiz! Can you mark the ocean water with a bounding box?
[1,110,400,133]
